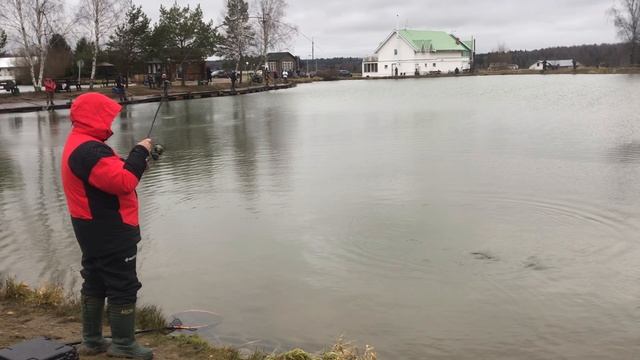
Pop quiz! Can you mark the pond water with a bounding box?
[1,75,640,359]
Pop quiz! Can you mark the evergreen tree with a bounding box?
[74,37,94,78]
[46,33,73,78]
[153,3,218,86]
[106,5,151,86]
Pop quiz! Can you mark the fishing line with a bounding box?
[168,309,223,330]
[147,98,165,138]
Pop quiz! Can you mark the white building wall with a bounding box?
[529,62,543,70]
[362,32,472,78]
[0,68,16,81]
[0,58,19,81]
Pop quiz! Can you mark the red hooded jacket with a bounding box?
[61,93,149,256]
[44,79,56,93]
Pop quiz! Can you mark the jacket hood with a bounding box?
[70,93,122,141]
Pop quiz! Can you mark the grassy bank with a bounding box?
[0,277,377,360]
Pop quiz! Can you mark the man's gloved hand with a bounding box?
[137,138,153,153]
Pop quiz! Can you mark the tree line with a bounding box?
[0,0,296,91]
[476,43,633,69]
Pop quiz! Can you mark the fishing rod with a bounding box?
[64,320,199,347]
[147,98,166,160]
[147,97,164,138]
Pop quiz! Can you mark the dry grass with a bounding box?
[264,337,377,360]
[267,348,313,360]
[321,336,377,360]
[1,277,70,307]
[136,304,168,330]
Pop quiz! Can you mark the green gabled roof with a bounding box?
[398,30,470,52]
[413,40,432,52]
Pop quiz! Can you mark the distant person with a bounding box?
[395,67,399,77]
[264,68,270,87]
[114,75,127,103]
[542,60,548,71]
[572,59,577,71]
[230,70,237,91]
[44,78,57,109]
[161,73,170,98]
[282,70,288,83]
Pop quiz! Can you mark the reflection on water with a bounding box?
[1,75,640,359]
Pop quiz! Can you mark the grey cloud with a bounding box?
[96,0,620,56]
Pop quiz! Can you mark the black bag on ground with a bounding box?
[0,337,78,360]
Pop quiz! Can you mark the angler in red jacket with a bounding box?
[44,78,56,109]
[61,92,153,359]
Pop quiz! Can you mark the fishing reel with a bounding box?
[150,144,165,160]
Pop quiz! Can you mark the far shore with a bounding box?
[0,66,638,114]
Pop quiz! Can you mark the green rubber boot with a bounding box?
[106,303,153,359]
[78,296,110,355]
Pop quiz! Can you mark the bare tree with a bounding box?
[253,0,296,84]
[77,0,130,89]
[611,0,640,65]
[1,0,65,91]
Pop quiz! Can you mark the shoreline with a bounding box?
[0,83,296,115]
[0,277,376,360]
[1,67,638,115]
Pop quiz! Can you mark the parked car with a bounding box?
[0,80,20,95]
[338,70,352,77]
[211,70,228,78]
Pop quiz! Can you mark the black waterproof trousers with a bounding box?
[80,245,141,305]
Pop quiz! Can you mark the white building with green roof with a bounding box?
[362,29,475,77]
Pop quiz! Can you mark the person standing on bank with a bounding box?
[115,75,127,103]
[161,73,170,98]
[230,70,237,92]
[44,78,57,109]
[61,92,153,360]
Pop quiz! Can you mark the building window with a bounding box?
[282,61,294,71]
[394,49,398,55]
[433,63,437,67]
[268,61,277,71]
[384,65,388,69]
[364,63,379,73]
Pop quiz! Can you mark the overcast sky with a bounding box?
[73,0,620,57]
